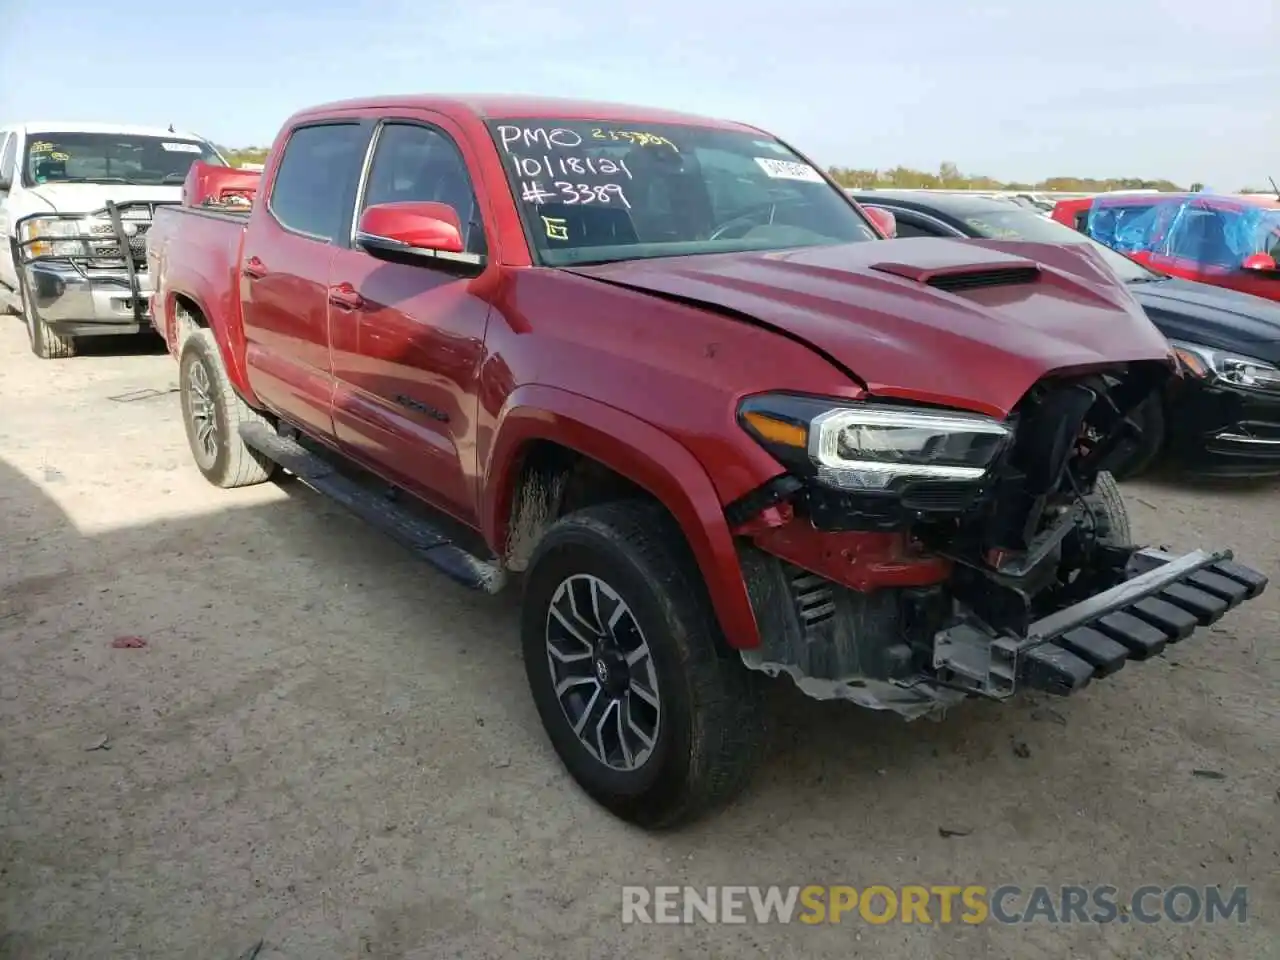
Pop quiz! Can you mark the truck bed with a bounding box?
[145,203,248,356]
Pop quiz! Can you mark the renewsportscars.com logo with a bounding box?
[621,885,1249,926]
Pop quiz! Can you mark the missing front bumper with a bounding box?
[933,547,1266,698]
[738,543,1268,719]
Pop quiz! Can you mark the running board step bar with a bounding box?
[239,422,506,594]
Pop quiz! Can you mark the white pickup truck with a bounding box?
[0,121,226,358]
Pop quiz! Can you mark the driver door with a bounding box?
[327,115,493,526]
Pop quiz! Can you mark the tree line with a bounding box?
[826,162,1187,193]
[216,147,1269,195]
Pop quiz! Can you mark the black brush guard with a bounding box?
[15,200,177,325]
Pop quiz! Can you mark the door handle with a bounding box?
[241,256,267,279]
[327,282,365,311]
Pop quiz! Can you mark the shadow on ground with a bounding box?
[2,455,1276,959]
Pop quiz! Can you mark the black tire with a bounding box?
[1086,470,1132,546]
[19,271,75,359]
[178,329,276,488]
[1104,395,1165,480]
[4,243,23,316]
[522,500,765,829]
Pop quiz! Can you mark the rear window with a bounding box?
[22,132,222,187]
[267,122,368,242]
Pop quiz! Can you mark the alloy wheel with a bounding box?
[545,573,661,771]
[186,357,219,468]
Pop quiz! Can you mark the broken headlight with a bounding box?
[1170,340,1280,394]
[739,394,1012,491]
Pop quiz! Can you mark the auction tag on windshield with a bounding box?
[754,157,824,183]
[161,141,203,153]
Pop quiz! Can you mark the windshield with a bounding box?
[485,119,878,265]
[22,132,223,187]
[1225,206,1280,260]
[957,204,1161,282]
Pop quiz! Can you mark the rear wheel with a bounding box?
[20,272,75,359]
[179,329,275,488]
[522,500,765,829]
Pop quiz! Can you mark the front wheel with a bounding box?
[20,272,75,359]
[522,500,765,829]
[1086,470,1132,546]
[179,329,276,488]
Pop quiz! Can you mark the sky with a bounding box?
[1,0,1276,190]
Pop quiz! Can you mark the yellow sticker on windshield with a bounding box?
[541,216,569,241]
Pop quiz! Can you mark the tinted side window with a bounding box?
[891,214,948,238]
[361,122,487,256]
[0,134,16,186]
[269,123,367,241]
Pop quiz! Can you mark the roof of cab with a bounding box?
[293,93,761,132]
[8,120,208,140]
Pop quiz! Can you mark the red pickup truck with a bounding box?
[145,94,1267,828]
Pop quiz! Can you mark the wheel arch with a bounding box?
[165,290,258,406]
[483,385,762,650]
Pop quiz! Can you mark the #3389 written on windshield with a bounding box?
[494,125,648,215]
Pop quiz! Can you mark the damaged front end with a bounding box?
[728,364,1269,719]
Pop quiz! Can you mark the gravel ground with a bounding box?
[1,320,1277,960]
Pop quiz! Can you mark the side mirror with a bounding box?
[0,175,11,192]
[355,201,484,273]
[864,206,897,239]
[1241,252,1279,274]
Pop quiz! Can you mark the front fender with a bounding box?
[483,384,762,649]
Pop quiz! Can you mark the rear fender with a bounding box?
[158,224,256,404]
[166,287,256,404]
[484,384,762,649]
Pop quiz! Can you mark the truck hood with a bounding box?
[23,182,182,215]
[564,238,1174,418]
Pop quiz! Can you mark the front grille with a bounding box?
[83,201,171,270]
[899,481,982,513]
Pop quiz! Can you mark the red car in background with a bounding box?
[1053,192,1280,302]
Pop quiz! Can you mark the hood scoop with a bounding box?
[871,258,1042,293]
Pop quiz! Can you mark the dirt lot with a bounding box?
[0,319,1277,960]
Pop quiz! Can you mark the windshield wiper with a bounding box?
[42,176,151,185]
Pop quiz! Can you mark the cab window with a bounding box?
[359,122,487,256]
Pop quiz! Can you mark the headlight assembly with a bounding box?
[18,216,94,259]
[1170,340,1280,394]
[739,394,1013,491]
